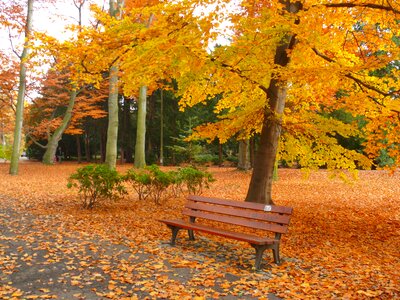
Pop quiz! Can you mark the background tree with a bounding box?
[104,0,124,170]
[3,0,34,175]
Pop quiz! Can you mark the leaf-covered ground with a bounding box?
[0,162,399,299]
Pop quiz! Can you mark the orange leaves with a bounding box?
[0,163,399,298]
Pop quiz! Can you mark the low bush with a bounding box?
[124,168,152,201]
[125,165,215,203]
[67,164,126,209]
[176,166,215,195]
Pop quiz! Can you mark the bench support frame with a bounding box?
[160,196,292,271]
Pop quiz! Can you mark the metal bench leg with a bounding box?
[251,244,268,270]
[167,226,180,245]
[272,243,281,265]
[188,229,195,241]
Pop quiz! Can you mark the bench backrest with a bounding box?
[183,195,293,234]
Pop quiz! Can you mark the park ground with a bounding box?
[0,162,399,299]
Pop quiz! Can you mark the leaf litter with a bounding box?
[0,162,399,299]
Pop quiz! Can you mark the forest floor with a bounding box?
[0,162,399,299]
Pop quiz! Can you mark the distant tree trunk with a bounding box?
[134,86,147,168]
[218,142,223,166]
[84,130,91,162]
[238,139,251,170]
[250,137,255,168]
[159,89,164,165]
[245,1,301,204]
[76,135,82,163]
[121,97,133,163]
[9,0,34,175]
[42,90,77,164]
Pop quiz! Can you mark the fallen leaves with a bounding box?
[0,162,399,299]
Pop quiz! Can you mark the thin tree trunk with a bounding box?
[218,142,223,166]
[9,0,34,175]
[249,137,255,167]
[85,131,91,162]
[245,1,301,204]
[76,135,82,163]
[42,90,77,164]
[134,85,147,168]
[238,139,251,170]
[159,89,164,165]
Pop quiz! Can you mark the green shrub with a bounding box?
[124,165,215,204]
[125,165,174,204]
[146,165,174,204]
[176,166,215,195]
[124,168,152,201]
[67,164,126,209]
[194,154,219,165]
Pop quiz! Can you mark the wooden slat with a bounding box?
[187,195,293,215]
[182,208,288,234]
[185,201,291,225]
[159,219,278,245]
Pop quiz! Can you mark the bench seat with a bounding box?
[160,195,293,270]
[161,219,279,245]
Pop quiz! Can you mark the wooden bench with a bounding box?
[159,195,293,270]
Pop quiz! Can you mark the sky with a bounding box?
[0,0,103,53]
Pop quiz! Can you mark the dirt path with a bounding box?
[0,195,280,299]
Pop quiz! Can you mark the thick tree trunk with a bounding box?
[42,90,77,164]
[134,86,147,168]
[245,81,287,204]
[105,64,119,169]
[9,0,34,175]
[245,1,301,204]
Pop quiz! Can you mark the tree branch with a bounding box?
[323,1,400,14]
[26,133,47,149]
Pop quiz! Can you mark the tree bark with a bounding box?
[245,80,287,204]
[245,1,301,204]
[238,139,251,170]
[159,89,164,165]
[84,130,91,162]
[105,64,119,169]
[134,86,147,168]
[76,135,82,163]
[9,0,34,175]
[105,0,123,169]
[42,90,77,164]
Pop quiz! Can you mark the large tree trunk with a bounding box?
[134,85,147,168]
[42,90,77,164]
[9,0,34,175]
[245,1,301,204]
[245,81,287,204]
